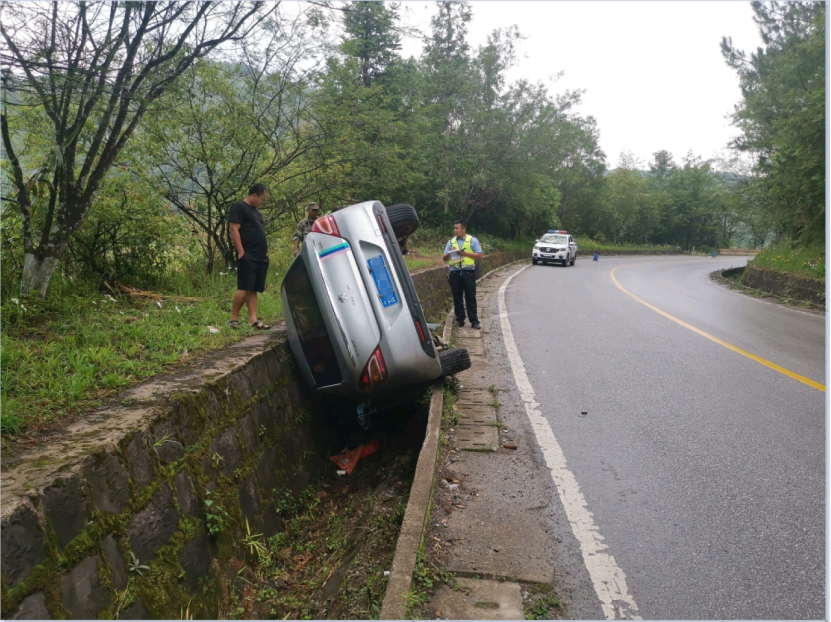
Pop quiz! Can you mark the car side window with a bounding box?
[568,236,573,244]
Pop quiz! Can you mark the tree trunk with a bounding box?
[20,251,62,298]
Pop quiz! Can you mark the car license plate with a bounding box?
[367,255,399,308]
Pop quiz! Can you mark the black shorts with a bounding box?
[236,254,269,292]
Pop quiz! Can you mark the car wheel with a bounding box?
[386,204,419,256]
[440,347,472,376]
[571,254,576,266]
[532,257,538,265]
[562,258,569,267]
[386,204,420,238]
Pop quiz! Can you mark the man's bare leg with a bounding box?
[231,290,249,322]
[246,291,258,325]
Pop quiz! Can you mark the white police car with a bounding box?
[532,230,577,266]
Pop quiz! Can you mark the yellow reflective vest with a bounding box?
[449,235,476,270]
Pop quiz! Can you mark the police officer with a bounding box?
[442,220,484,329]
[293,202,320,256]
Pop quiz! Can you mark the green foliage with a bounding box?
[128,551,150,576]
[65,166,182,288]
[0,234,291,437]
[241,519,268,563]
[722,1,825,243]
[749,242,825,279]
[204,490,230,538]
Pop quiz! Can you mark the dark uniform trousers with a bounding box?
[449,269,478,325]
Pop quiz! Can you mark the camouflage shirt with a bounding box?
[293,218,315,244]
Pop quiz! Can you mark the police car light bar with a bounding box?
[547,230,568,234]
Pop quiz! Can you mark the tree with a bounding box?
[422,1,474,216]
[144,16,324,273]
[1,1,266,297]
[603,153,654,244]
[311,1,424,208]
[722,1,825,243]
[341,1,402,87]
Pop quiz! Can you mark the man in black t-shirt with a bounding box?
[228,184,271,330]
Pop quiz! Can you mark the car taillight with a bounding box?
[414,318,426,342]
[359,346,388,391]
[376,214,387,234]
[311,214,341,237]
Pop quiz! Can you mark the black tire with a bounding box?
[571,254,576,266]
[385,204,420,238]
[562,258,569,267]
[532,257,538,265]
[440,347,471,376]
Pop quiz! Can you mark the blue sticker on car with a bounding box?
[367,255,399,308]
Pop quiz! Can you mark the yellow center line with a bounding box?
[610,262,825,393]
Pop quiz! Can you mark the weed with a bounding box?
[267,532,288,550]
[275,490,299,515]
[491,400,502,409]
[180,597,193,620]
[204,490,229,537]
[488,384,499,396]
[524,585,561,620]
[151,432,180,456]
[210,452,224,471]
[128,551,149,576]
[241,519,268,563]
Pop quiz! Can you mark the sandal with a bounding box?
[228,319,240,329]
[250,320,271,330]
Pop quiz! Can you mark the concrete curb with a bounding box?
[379,313,453,620]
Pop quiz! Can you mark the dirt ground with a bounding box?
[214,393,430,620]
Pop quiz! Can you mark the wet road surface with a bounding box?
[504,256,825,619]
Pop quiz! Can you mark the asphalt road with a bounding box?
[505,255,825,620]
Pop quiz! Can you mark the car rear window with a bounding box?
[283,259,342,387]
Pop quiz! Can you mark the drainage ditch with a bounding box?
[212,392,431,620]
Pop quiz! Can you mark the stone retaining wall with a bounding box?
[741,265,825,307]
[1,329,334,620]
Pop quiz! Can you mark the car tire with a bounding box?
[440,347,472,376]
[562,258,569,267]
[532,257,538,265]
[571,254,576,266]
[386,204,420,238]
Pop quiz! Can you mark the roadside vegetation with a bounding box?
[746,242,825,280]
[1,2,823,440]
[0,235,294,437]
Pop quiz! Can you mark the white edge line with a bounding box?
[498,264,641,621]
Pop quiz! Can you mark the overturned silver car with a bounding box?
[281,201,471,426]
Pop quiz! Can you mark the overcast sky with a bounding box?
[397,1,764,170]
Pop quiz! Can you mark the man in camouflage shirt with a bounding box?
[293,202,320,256]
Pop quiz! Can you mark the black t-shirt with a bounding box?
[229,200,267,258]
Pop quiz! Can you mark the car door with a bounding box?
[568,236,575,259]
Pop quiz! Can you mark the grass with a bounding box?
[1,245,293,438]
[748,242,825,280]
